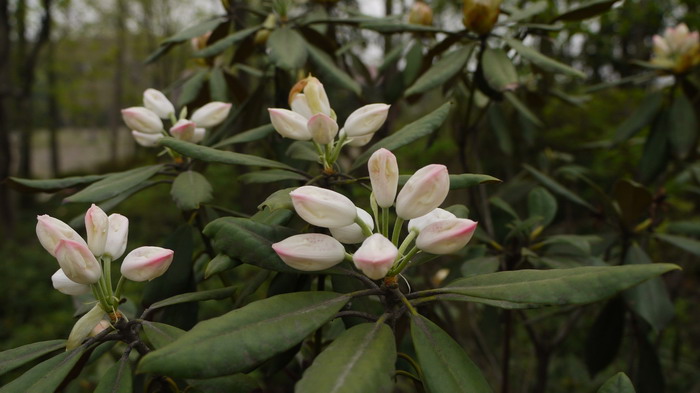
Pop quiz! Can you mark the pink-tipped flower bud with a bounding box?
[368,148,399,208]
[343,104,390,137]
[36,215,87,257]
[120,246,174,282]
[104,214,129,260]
[85,204,109,257]
[395,164,450,219]
[121,107,163,134]
[308,113,339,145]
[269,108,312,140]
[408,208,457,233]
[143,88,175,119]
[51,269,91,296]
[303,77,331,116]
[347,132,375,147]
[191,102,232,128]
[290,93,313,119]
[290,186,358,228]
[272,234,346,271]
[54,239,102,285]
[131,130,163,147]
[352,234,398,280]
[169,119,196,141]
[191,128,206,143]
[330,208,374,244]
[416,218,478,254]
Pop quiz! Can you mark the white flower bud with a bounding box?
[347,132,375,147]
[308,113,338,145]
[408,208,457,233]
[368,148,399,208]
[169,119,196,141]
[51,269,91,296]
[85,204,109,257]
[191,128,206,143]
[120,246,174,282]
[36,215,87,257]
[290,93,313,119]
[143,88,175,119]
[131,130,163,147]
[121,107,163,134]
[191,102,232,128]
[104,214,129,260]
[54,239,102,285]
[330,208,374,244]
[416,219,478,254]
[303,77,331,116]
[395,164,450,219]
[268,108,312,140]
[272,234,346,271]
[290,186,357,228]
[343,104,390,137]
[353,234,398,280]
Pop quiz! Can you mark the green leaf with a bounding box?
[667,220,700,237]
[203,217,299,272]
[411,314,493,393]
[612,92,662,143]
[213,124,275,148]
[504,36,586,78]
[668,93,698,160]
[488,105,513,155]
[65,165,164,203]
[297,323,396,393]
[258,187,296,211]
[553,0,618,22]
[359,22,446,34]
[306,44,362,95]
[461,256,500,278]
[240,169,308,184]
[528,186,557,226]
[147,286,239,311]
[178,69,209,107]
[8,174,106,193]
[638,113,670,183]
[205,254,241,279]
[192,26,260,58]
[94,357,132,393]
[482,48,519,92]
[504,92,543,127]
[440,264,679,308]
[504,1,548,22]
[405,46,473,97]
[655,233,700,256]
[187,374,260,393]
[585,298,626,376]
[0,347,87,393]
[141,321,185,350]
[160,137,294,170]
[286,140,319,162]
[267,27,307,70]
[598,372,636,393]
[397,173,500,189]
[0,340,65,377]
[170,171,213,211]
[623,244,674,331]
[138,291,350,378]
[209,68,228,102]
[523,164,595,212]
[351,102,452,171]
[67,305,105,350]
[145,18,228,63]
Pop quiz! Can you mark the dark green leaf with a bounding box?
[523,164,595,211]
[440,264,680,307]
[585,298,625,376]
[655,233,700,256]
[138,292,350,378]
[171,171,213,210]
[0,347,87,393]
[461,256,500,278]
[67,181,162,228]
[297,323,396,393]
[553,0,618,22]
[65,165,164,203]
[205,254,241,279]
[141,321,185,350]
[160,137,294,170]
[482,48,519,92]
[306,44,362,95]
[528,186,557,226]
[8,174,106,193]
[164,18,228,44]
[667,220,700,237]
[488,105,513,155]
[613,92,662,143]
[403,42,425,87]
[212,124,275,148]
[359,22,446,34]
[504,36,586,78]
[505,1,548,22]
[192,26,260,58]
[0,340,65,377]
[351,102,452,171]
[405,46,473,97]
[623,244,674,331]
[258,188,296,211]
[504,92,543,127]
[178,70,209,107]
[240,169,308,184]
[411,314,493,393]
[188,374,260,393]
[286,140,319,162]
[636,334,664,393]
[94,357,132,393]
[668,93,698,159]
[147,286,239,311]
[597,372,635,393]
[638,113,670,183]
[209,68,228,101]
[267,27,308,70]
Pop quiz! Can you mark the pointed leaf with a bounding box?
[0,340,65,377]
[655,233,700,256]
[8,174,106,193]
[138,291,350,378]
[411,314,493,393]
[504,92,543,127]
[482,48,519,92]
[205,254,241,279]
[141,321,186,349]
[638,112,670,183]
[553,0,619,22]
[212,124,275,148]
[258,188,296,211]
[504,36,585,78]
[147,286,239,311]
[65,165,164,203]
[623,244,674,331]
[306,44,362,95]
[0,347,87,393]
[523,164,595,211]
[160,137,294,170]
[170,171,213,211]
[405,46,473,97]
[585,298,625,376]
[528,186,558,226]
[597,372,635,393]
[192,26,260,58]
[613,92,663,143]
[268,27,308,70]
[668,93,698,159]
[67,305,106,350]
[398,173,500,189]
[240,169,308,184]
[613,179,652,227]
[94,357,132,393]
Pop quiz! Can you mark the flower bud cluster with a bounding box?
[268,76,390,170]
[272,148,477,281]
[651,23,700,74]
[462,0,501,36]
[121,89,232,147]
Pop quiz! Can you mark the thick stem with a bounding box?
[391,217,405,245]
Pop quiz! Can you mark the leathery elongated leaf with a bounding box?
[597,372,636,393]
[160,137,295,170]
[411,314,493,393]
[438,264,679,307]
[141,321,185,350]
[623,243,674,331]
[296,323,396,393]
[405,46,473,97]
[8,174,107,193]
[351,102,452,171]
[523,164,595,212]
[0,340,65,377]
[0,346,88,393]
[138,291,350,378]
[306,44,362,96]
[655,233,700,256]
[398,173,500,189]
[170,171,213,210]
[65,164,164,203]
[504,36,586,78]
[267,27,307,70]
[93,356,132,393]
[146,286,239,311]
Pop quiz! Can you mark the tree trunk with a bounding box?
[0,0,13,230]
[47,34,60,177]
[109,0,127,163]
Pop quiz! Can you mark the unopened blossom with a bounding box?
[416,219,478,254]
[409,1,433,26]
[308,113,339,144]
[330,208,375,244]
[408,208,457,233]
[103,214,129,260]
[36,215,88,257]
[651,23,700,74]
[55,239,103,285]
[395,164,450,219]
[368,148,399,208]
[290,93,314,119]
[353,234,398,280]
[192,128,206,143]
[347,132,375,147]
[143,89,175,119]
[85,204,109,257]
[290,186,358,228]
[51,269,91,296]
[462,0,501,36]
[191,102,232,128]
[343,104,390,137]
[131,130,164,147]
[120,246,174,282]
[269,108,312,140]
[272,234,346,271]
[121,107,163,134]
[169,119,196,141]
[303,77,331,116]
